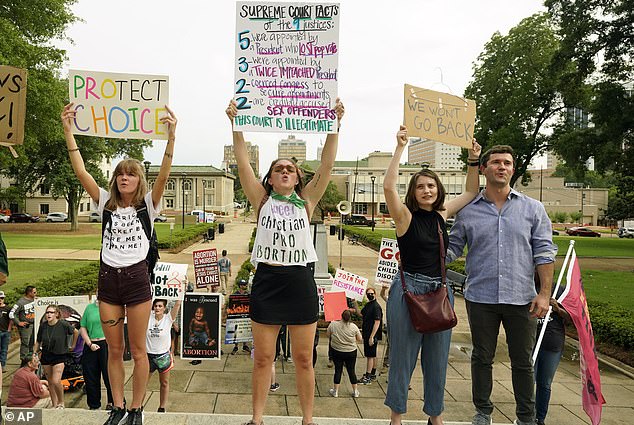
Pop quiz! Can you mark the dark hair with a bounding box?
[262,158,305,195]
[404,169,446,212]
[25,285,36,295]
[341,309,351,323]
[21,352,37,367]
[480,145,515,168]
[222,250,227,256]
[152,299,167,308]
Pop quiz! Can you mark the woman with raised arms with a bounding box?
[226,98,344,425]
[61,102,177,425]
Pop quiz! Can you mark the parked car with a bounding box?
[0,213,9,223]
[9,213,39,223]
[343,214,375,226]
[89,212,102,223]
[565,227,601,237]
[154,214,168,223]
[617,228,634,238]
[46,212,68,222]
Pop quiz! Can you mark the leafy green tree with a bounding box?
[465,13,574,187]
[569,211,583,223]
[547,0,634,218]
[1,0,151,230]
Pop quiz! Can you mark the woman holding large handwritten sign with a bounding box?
[383,125,480,425]
[226,98,344,425]
[61,102,177,425]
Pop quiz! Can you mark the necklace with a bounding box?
[45,321,58,351]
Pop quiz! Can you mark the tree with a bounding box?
[465,13,574,187]
[1,0,152,230]
[547,0,634,218]
[316,181,344,220]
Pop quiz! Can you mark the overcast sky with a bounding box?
[62,0,546,172]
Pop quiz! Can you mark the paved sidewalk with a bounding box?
[3,220,634,424]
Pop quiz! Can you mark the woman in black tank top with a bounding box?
[383,125,481,425]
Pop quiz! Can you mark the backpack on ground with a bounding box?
[101,199,160,278]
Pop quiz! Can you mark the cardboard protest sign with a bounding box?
[323,291,347,321]
[332,269,368,301]
[181,293,221,361]
[375,238,400,287]
[193,248,220,290]
[403,84,476,148]
[233,2,340,134]
[34,296,91,340]
[152,262,188,300]
[224,293,252,344]
[68,69,169,139]
[0,66,28,146]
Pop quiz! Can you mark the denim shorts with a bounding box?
[98,260,152,306]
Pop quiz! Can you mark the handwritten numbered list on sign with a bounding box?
[68,70,169,140]
[234,2,340,134]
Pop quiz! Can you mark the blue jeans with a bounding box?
[534,349,563,421]
[384,271,454,416]
[0,330,10,367]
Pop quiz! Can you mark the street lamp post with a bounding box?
[202,180,206,223]
[143,161,151,182]
[181,173,187,229]
[370,175,376,232]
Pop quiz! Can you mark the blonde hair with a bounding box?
[105,159,148,210]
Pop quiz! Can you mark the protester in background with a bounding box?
[226,98,344,425]
[448,145,557,425]
[384,125,481,425]
[10,285,37,360]
[326,310,363,398]
[275,325,292,363]
[533,276,571,425]
[80,296,114,410]
[147,299,181,413]
[218,250,232,294]
[354,288,383,385]
[34,304,78,409]
[62,102,178,425]
[0,291,12,372]
[7,353,52,408]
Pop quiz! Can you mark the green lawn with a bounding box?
[574,269,634,311]
[1,222,203,250]
[364,230,634,258]
[4,259,96,297]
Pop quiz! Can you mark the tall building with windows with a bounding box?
[407,138,463,169]
[278,135,306,163]
[223,141,260,176]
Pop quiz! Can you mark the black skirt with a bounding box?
[250,263,318,325]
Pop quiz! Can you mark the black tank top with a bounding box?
[397,209,448,277]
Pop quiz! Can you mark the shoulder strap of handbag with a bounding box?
[400,217,446,293]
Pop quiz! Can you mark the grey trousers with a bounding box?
[466,300,537,424]
[19,325,34,360]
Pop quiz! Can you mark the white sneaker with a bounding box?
[328,388,338,398]
[352,389,360,398]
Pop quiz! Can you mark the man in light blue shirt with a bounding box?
[448,145,557,425]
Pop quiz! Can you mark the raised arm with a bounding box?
[61,103,100,202]
[301,98,344,212]
[170,300,182,322]
[226,100,266,209]
[151,106,178,208]
[384,125,412,236]
[443,139,482,218]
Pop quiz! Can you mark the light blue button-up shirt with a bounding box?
[447,189,557,305]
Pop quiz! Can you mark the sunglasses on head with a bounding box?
[272,164,297,173]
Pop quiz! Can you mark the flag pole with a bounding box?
[532,240,575,364]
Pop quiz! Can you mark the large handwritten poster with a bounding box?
[68,70,169,139]
[0,66,27,146]
[403,84,476,148]
[152,262,188,300]
[332,268,367,301]
[234,2,340,134]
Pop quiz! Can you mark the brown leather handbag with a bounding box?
[400,219,458,334]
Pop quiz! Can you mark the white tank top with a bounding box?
[251,196,318,267]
